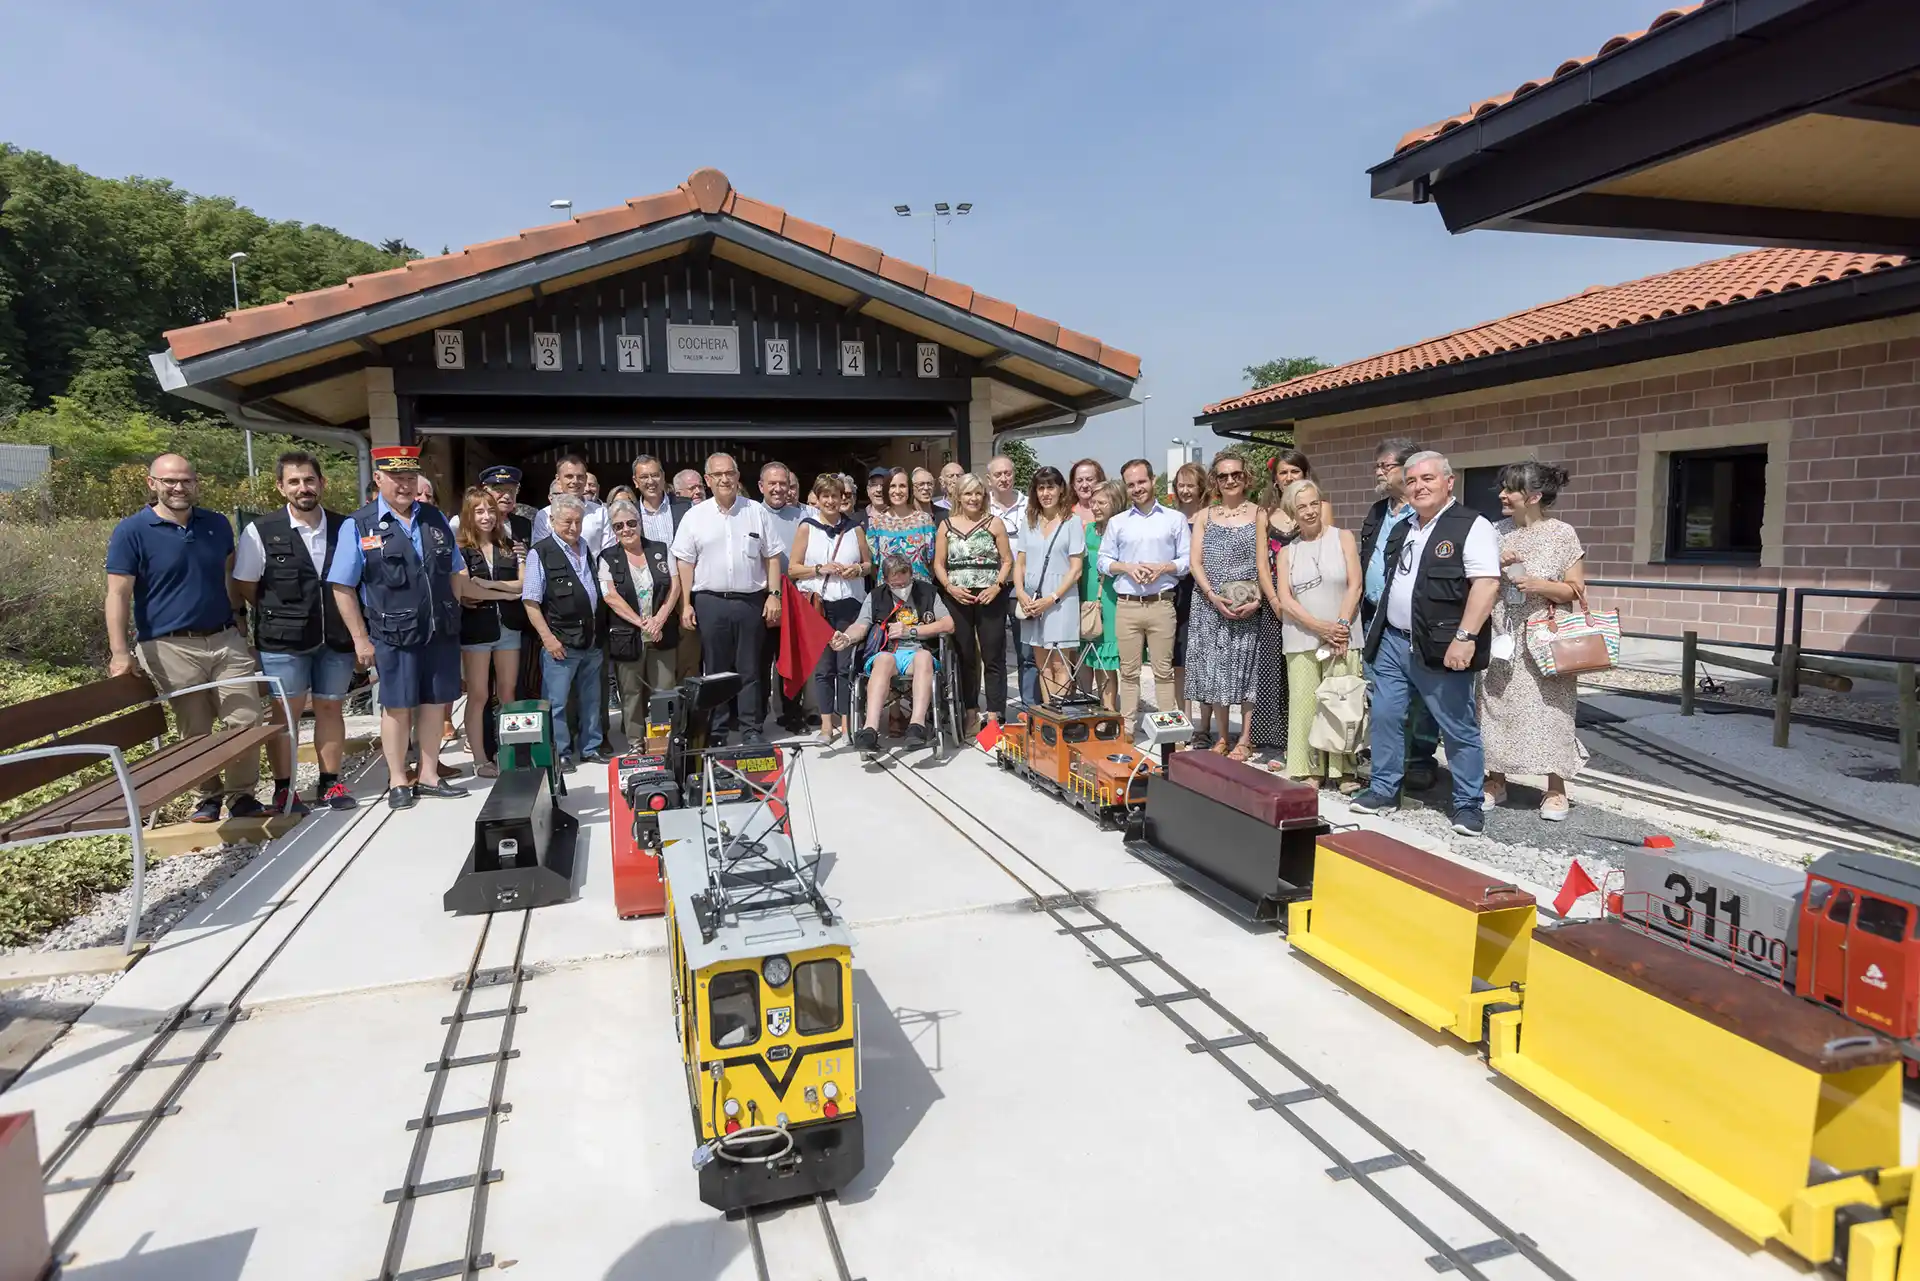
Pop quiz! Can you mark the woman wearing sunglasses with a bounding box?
[1186,452,1261,760]
[597,499,663,748]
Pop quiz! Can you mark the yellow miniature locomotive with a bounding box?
[661,756,861,1212]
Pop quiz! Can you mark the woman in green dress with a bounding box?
[1079,480,1123,710]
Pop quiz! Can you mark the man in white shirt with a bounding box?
[522,494,607,769]
[232,451,355,814]
[1352,451,1501,836]
[671,453,785,743]
[532,454,611,553]
[1098,458,1193,723]
[987,453,1037,706]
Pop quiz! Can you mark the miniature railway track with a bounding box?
[372,908,531,1281]
[744,1195,855,1281]
[874,750,1578,1281]
[39,779,399,1270]
[1583,721,1916,851]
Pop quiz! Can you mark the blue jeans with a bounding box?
[1366,628,1483,816]
[1009,609,1038,706]
[1362,657,1441,775]
[540,645,605,760]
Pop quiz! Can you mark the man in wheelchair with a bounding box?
[831,553,955,756]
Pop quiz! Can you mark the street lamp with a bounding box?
[892,201,973,274]
[229,252,253,477]
[550,198,573,221]
[1138,393,1153,458]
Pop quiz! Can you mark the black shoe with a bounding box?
[1405,763,1439,791]
[582,750,613,766]
[387,785,417,810]
[904,722,930,749]
[317,782,358,811]
[189,795,224,824]
[1347,790,1398,816]
[416,779,465,799]
[227,794,267,819]
[1450,808,1485,837]
[271,787,311,817]
[853,727,880,755]
[559,755,578,774]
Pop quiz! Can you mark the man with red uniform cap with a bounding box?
[329,445,469,809]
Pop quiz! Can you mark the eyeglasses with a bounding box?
[707,469,738,480]
[150,476,195,487]
[611,520,638,531]
[1374,461,1402,474]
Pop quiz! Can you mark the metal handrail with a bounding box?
[1790,587,1920,666]
[0,744,148,954]
[1584,577,1787,659]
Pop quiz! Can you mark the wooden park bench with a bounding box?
[0,670,296,982]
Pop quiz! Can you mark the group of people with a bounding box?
[104,434,1589,825]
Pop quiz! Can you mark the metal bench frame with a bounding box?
[0,674,295,956]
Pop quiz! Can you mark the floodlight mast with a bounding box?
[891,201,974,274]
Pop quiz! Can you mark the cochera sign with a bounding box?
[666,324,740,374]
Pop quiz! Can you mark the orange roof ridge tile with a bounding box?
[1202,246,1908,415]
[163,168,1140,380]
[1394,4,1708,156]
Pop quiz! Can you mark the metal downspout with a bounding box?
[224,409,371,498]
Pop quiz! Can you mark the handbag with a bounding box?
[1015,520,1068,620]
[1080,599,1103,640]
[1523,589,1620,677]
[1308,664,1369,756]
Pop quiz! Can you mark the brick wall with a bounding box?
[1293,327,1920,661]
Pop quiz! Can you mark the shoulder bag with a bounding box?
[1079,525,1104,640]
[1522,586,1620,677]
[1015,520,1067,620]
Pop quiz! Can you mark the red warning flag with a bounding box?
[975,718,1002,753]
[1554,859,1600,917]
[775,578,837,699]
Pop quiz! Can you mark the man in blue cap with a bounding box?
[329,445,469,809]
[478,464,536,555]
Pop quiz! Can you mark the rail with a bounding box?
[1584,577,1786,660]
[1783,588,1919,780]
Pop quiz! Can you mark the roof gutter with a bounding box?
[994,411,1086,447]
[224,406,372,498]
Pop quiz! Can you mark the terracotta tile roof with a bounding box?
[164,168,1141,380]
[1203,247,1908,415]
[1394,3,1710,156]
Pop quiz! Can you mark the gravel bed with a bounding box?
[1580,667,1903,728]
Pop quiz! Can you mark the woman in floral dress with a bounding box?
[867,468,936,581]
[1480,460,1589,821]
[1185,453,1262,759]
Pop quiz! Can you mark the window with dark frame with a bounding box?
[1460,466,1504,522]
[1664,446,1766,564]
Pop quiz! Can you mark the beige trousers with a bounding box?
[136,628,264,799]
[1114,596,1177,720]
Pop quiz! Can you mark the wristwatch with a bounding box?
[907,625,920,640]
[1453,628,1474,642]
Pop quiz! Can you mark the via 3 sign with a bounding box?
[666,324,740,375]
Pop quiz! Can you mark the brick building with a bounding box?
[1197,248,1920,658]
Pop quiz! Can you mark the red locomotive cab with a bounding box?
[1794,867,1920,1041]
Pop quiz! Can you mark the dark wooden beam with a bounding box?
[236,352,377,405]
[354,336,384,358]
[1509,192,1920,255]
[393,366,971,402]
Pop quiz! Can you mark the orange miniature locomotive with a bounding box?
[995,701,1158,825]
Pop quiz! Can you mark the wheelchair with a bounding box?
[850,633,966,754]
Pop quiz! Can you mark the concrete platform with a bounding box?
[1,741,1889,1280]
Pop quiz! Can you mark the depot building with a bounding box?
[149,167,1141,501]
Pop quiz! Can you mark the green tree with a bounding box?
[378,238,421,260]
[999,438,1040,489]
[1234,355,1331,499]
[0,397,168,473]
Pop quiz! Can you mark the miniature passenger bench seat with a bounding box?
[1488,920,1901,1263]
[1287,830,1536,1044]
[1134,752,1326,922]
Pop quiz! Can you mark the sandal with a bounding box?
[1210,737,1230,755]
[1228,741,1253,762]
[1540,794,1570,822]
[1484,782,1508,808]
[1337,778,1364,796]
[475,761,499,779]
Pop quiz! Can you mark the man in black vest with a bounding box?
[521,493,608,771]
[329,444,469,810]
[630,454,695,684]
[1351,451,1501,836]
[834,553,954,757]
[233,451,359,814]
[1357,437,1442,790]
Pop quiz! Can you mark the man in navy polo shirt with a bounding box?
[105,453,270,822]
[328,445,468,810]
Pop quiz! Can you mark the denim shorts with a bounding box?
[258,645,357,701]
[461,628,524,654]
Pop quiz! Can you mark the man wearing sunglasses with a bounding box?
[1357,438,1441,791]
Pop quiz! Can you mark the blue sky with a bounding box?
[3,0,1736,470]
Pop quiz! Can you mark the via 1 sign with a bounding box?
[667,324,740,375]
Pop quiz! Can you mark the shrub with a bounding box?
[0,519,118,668]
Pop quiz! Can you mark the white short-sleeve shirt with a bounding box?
[1384,500,1500,632]
[232,506,329,583]
[669,496,777,593]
